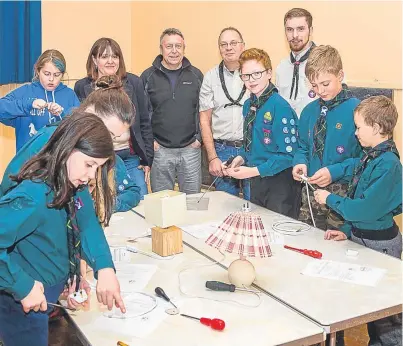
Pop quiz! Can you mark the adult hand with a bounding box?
[222,156,244,176]
[190,139,201,149]
[310,167,332,187]
[32,99,47,109]
[292,164,308,181]
[47,102,64,116]
[209,157,223,177]
[324,230,347,241]
[314,189,331,205]
[143,166,151,184]
[20,281,47,313]
[153,141,160,152]
[96,268,126,313]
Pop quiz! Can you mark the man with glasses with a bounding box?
[199,27,250,199]
[141,28,203,194]
[276,8,316,118]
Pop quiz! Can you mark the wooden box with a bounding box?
[144,190,186,228]
[152,225,183,257]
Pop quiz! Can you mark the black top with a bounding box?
[74,73,154,166]
[141,55,203,148]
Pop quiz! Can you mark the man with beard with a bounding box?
[199,27,250,199]
[276,8,316,118]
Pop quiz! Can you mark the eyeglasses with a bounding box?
[219,41,243,50]
[239,70,268,81]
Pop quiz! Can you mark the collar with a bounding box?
[292,41,313,60]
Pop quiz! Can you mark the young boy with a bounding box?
[224,48,301,218]
[315,95,402,346]
[292,45,362,231]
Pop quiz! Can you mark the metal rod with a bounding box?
[197,176,219,203]
[180,313,199,321]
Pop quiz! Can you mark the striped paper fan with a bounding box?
[205,211,272,258]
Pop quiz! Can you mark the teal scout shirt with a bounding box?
[326,151,402,237]
[241,93,299,177]
[0,126,116,282]
[0,180,71,300]
[293,98,362,181]
[0,125,141,211]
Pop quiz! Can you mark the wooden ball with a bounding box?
[228,258,255,287]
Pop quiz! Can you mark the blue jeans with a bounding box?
[214,142,250,200]
[0,282,65,346]
[117,149,148,200]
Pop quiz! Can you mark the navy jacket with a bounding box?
[74,73,154,166]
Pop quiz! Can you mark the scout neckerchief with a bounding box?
[312,84,352,161]
[289,42,316,100]
[347,139,399,198]
[66,195,82,291]
[219,61,246,108]
[243,83,278,152]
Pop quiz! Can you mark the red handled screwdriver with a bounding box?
[284,245,322,259]
[180,314,226,331]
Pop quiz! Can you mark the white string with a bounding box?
[178,249,262,308]
[126,245,176,261]
[271,220,311,235]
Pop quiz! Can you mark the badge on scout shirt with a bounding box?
[263,112,272,123]
[290,119,295,126]
[336,145,345,154]
[118,185,125,191]
[283,127,289,134]
[282,118,287,124]
[286,145,293,153]
[291,128,296,135]
[123,179,128,185]
[308,90,316,98]
[291,136,297,143]
[263,128,271,144]
[285,137,291,144]
[74,197,84,211]
[336,123,342,130]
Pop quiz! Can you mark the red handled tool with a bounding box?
[284,245,322,259]
[180,314,226,331]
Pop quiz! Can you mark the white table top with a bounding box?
[67,211,325,346]
[134,191,403,332]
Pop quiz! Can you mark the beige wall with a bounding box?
[130,1,402,89]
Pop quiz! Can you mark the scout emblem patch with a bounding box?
[308,90,316,98]
[336,123,342,130]
[74,197,84,211]
[336,145,345,154]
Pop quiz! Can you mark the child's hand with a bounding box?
[21,280,47,313]
[309,167,332,187]
[222,156,244,176]
[324,230,347,241]
[292,164,307,181]
[47,102,64,116]
[314,189,330,204]
[32,99,47,109]
[226,166,259,179]
[62,276,91,310]
[96,268,126,313]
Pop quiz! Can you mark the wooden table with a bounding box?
[66,211,325,346]
[134,191,403,346]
